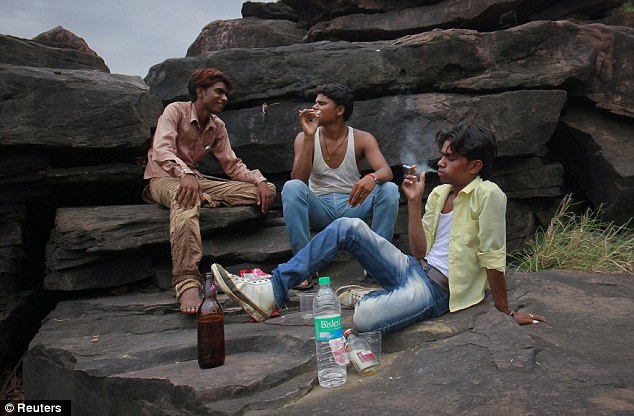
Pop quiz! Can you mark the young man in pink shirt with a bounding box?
[143,68,275,313]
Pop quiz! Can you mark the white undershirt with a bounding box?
[309,126,359,195]
[425,211,452,277]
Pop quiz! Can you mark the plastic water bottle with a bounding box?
[313,276,347,388]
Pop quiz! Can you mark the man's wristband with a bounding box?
[178,169,193,178]
[365,173,379,185]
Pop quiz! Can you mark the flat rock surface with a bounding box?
[23,260,634,416]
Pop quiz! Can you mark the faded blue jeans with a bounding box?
[281,179,400,254]
[270,218,450,334]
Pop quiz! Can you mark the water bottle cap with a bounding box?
[318,276,331,285]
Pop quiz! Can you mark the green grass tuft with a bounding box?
[511,194,633,274]
[617,1,634,13]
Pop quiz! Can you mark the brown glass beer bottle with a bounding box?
[197,272,225,368]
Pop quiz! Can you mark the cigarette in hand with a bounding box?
[402,164,420,180]
[299,109,319,122]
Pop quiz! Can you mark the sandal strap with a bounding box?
[175,279,202,300]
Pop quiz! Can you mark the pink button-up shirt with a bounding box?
[144,101,266,184]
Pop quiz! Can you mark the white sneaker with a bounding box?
[335,285,377,309]
[211,263,275,322]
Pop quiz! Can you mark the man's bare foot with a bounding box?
[179,287,200,314]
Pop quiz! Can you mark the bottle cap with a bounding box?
[344,328,353,337]
[318,276,330,285]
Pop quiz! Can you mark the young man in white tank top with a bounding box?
[281,83,400,288]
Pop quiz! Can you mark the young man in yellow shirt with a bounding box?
[212,124,544,331]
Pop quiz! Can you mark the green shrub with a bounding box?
[617,1,634,13]
[512,194,633,274]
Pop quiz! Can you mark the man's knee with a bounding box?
[352,300,379,333]
[170,200,201,225]
[377,181,399,201]
[332,217,368,234]
[282,179,306,200]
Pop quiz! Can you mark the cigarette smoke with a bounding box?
[399,123,438,174]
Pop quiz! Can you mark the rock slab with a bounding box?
[23,268,634,415]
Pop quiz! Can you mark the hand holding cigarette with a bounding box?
[402,164,437,181]
[298,108,320,135]
[401,164,426,202]
[298,108,320,122]
[402,164,419,181]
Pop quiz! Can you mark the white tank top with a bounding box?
[425,210,453,278]
[309,126,360,196]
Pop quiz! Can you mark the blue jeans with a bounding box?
[281,179,400,254]
[271,218,450,334]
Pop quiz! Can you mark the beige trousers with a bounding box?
[144,176,276,298]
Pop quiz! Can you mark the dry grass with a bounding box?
[0,357,24,402]
[512,194,633,274]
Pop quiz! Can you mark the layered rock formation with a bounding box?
[0,29,160,366]
[0,33,109,72]
[187,17,306,55]
[44,205,280,290]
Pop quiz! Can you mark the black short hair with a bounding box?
[435,124,497,179]
[316,83,354,121]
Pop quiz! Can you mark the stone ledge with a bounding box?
[44,205,280,291]
[24,269,634,415]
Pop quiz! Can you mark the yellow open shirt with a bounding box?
[422,176,507,312]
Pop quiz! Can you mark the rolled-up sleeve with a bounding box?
[476,187,507,272]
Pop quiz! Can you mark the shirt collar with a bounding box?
[189,102,218,131]
[459,176,482,195]
[438,176,482,202]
